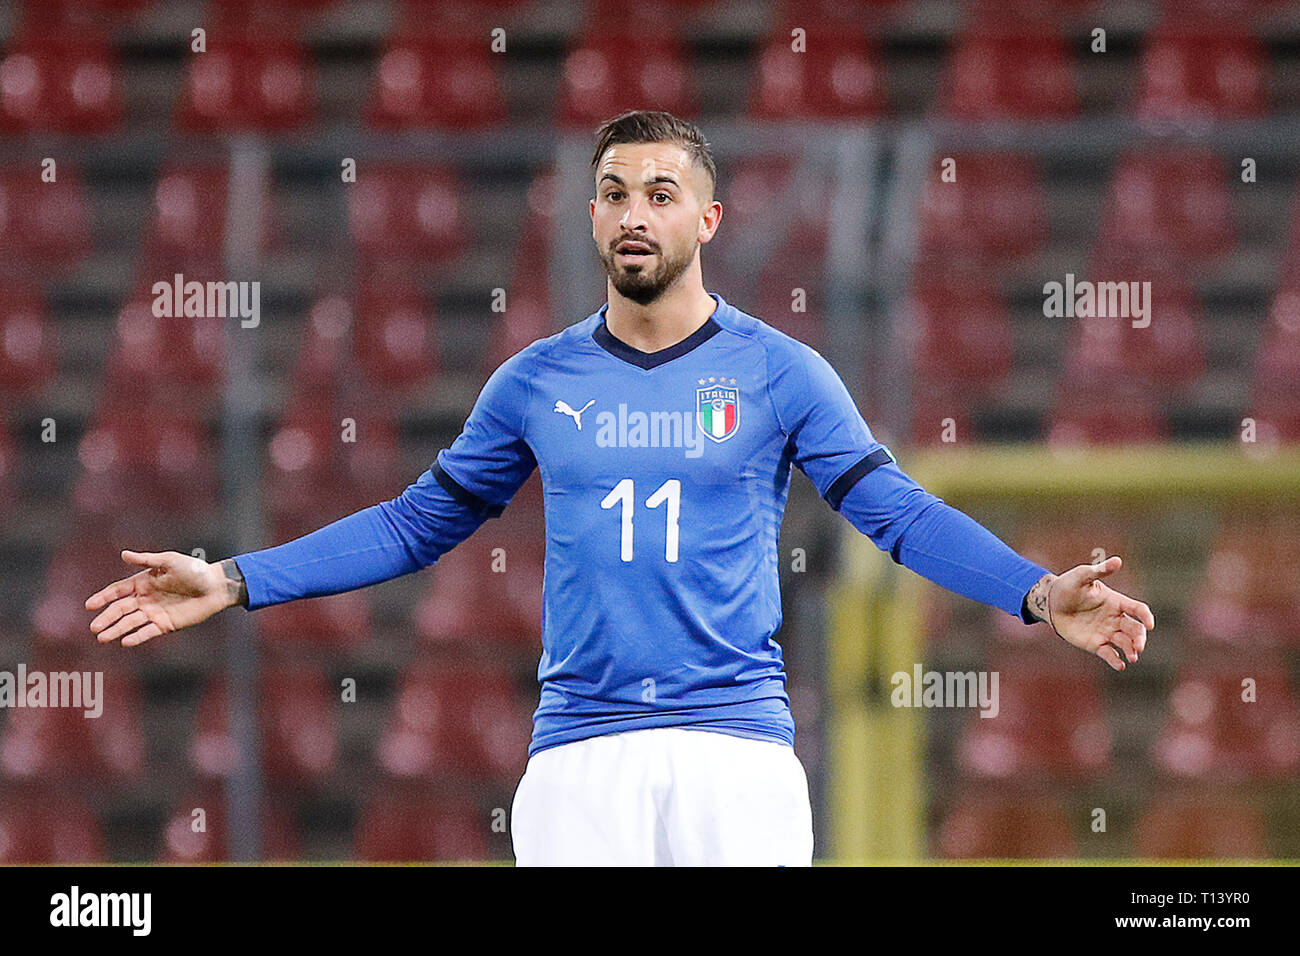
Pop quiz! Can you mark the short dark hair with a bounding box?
[591,110,717,201]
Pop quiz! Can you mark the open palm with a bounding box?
[85,550,229,647]
[1049,555,1154,671]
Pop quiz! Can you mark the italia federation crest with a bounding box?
[696,384,739,443]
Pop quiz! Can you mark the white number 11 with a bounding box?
[600,478,681,562]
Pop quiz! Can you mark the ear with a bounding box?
[698,199,723,244]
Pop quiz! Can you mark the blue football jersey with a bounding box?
[433,292,897,754]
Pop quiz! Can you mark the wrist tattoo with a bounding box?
[1026,573,1056,629]
[220,558,249,608]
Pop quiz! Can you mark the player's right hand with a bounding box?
[85,550,233,647]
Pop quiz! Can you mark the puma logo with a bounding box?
[554,398,595,430]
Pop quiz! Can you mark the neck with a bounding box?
[604,272,717,353]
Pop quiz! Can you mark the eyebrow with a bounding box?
[599,173,680,189]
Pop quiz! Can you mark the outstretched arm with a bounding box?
[832,458,1154,671]
[86,344,539,647]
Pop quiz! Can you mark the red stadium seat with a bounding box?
[175,32,316,132]
[1057,267,1207,390]
[1246,283,1300,441]
[0,666,144,780]
[1096,150,1234,266]
[1046,379,1168,446]
[915,153,1048,265]
[354,787,488,862]
[72,402,219,522]
[1246,287,1300,443]
[0,282,56,398]
[287,293,356,405]
[936,791,1076,858]
[1134,25,1266,122]
[733,158,835,347]
[138,162,274,264]
[366,33,506,129]
[1134,790,1269,858]
[351,273,442,393]
[100,288,226,413]
[348,164,467,264]
[0,165,92,271]
[747,27,886,120]
[904,276,1014,394]
[264,395,405,521]
[1252,286,1300,396]
[0,789,105,863]
[557,27,695,129]
[376,661,532,783]
[906,385,978,446]
[938,27,1077,120]
[159,787,301,862]
[957,661,1110,779]
[0,35,122,134]
[191,668,337,783]
[753,256,827,348]
[1152,660,1300,780]
[1186,511,1300,647]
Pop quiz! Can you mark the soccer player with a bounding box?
[85,110,1155,866]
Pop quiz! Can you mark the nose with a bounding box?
[618,194,649,231]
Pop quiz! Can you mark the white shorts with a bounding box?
[510,726,813,866]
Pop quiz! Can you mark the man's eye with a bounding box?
[654,192,671,202]
[605,191,623,201]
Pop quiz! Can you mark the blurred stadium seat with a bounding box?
[938,26,1077,119]
[0,666,144,780]
[0,789,105,863]
[1134,23,1266,122]
[1152,660,1300,780]
[0,281,56,398]
[376,660,532,783]
[936,791,1076,858]
[354,786,487,861]
[0,33,122,134]
[957,661,1110,779]
[747,26,887,120]
[1134,790,1270,858]
[159,786,302,862]
[557,24,695,127]
[0,165,92,272]
[915,153,1049,266]
[191,668,337,782]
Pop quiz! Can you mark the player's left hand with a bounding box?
[1047,555,1154,671]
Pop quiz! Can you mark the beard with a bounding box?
[598,238,697,305]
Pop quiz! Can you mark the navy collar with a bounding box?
[592,293,725,370]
